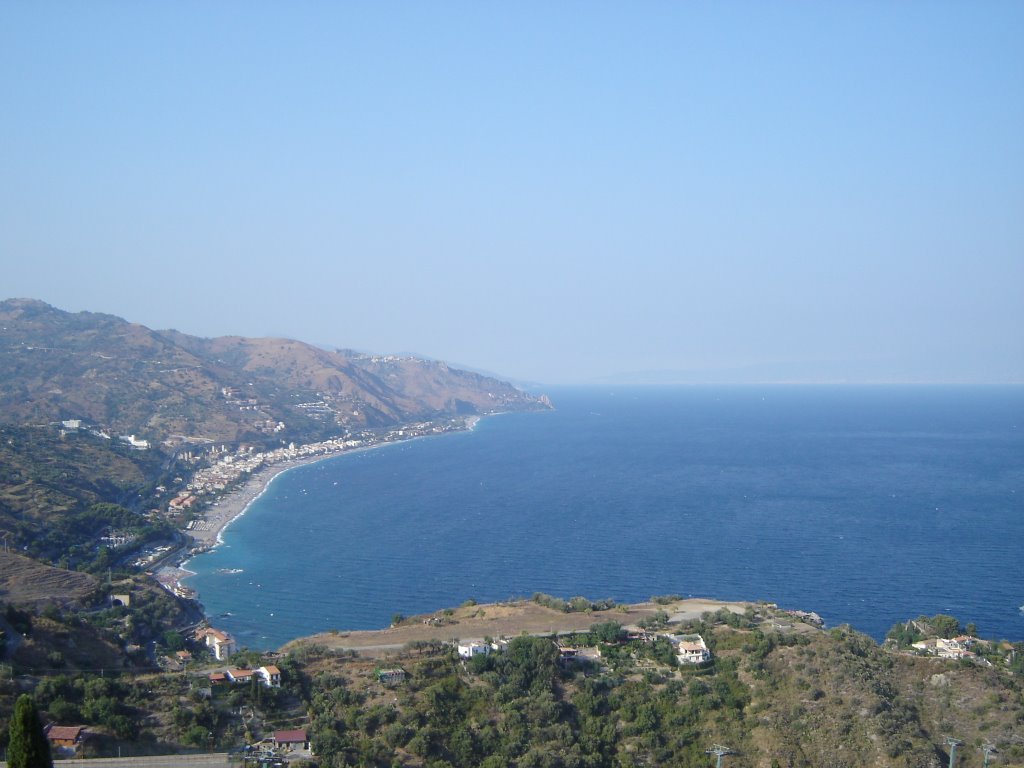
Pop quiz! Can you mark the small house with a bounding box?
[377,668,406,685]
[667,634,711,665]
[45,725,86,755]
[226,668,254,684]
[274,729,309,751]
[257,665,281,687]
[457,641,490,659]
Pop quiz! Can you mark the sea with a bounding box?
[184,386,1024,650]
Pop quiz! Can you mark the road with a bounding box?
[1,754,231,768]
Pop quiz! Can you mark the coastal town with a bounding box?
[171,416,477,522]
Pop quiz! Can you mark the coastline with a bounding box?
[166,415,485,600]
[185,456,323,551]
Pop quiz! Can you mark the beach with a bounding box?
[158,455,331,597]
[164,417,483,599]
[185,457,318,548]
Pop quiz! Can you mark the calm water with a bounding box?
[185,386,1024,649]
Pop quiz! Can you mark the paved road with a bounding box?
[1,754,231,768]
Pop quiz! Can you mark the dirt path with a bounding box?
[286,597,752,656]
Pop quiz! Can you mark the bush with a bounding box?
[651,594,681,605]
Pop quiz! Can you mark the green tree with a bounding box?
[930,614,961,639]
[590,621,625,644]
[7,695,53,768]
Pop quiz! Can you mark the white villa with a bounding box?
[457,640,492,659]
[667,634,712,665]
[258,665,282,687]
[195,626,237,661]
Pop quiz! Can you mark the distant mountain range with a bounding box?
[0,298,550,446]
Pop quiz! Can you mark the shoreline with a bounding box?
[167,415,485,598]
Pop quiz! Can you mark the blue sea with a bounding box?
[184,386,1024,650]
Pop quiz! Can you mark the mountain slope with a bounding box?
[0,298,550,444]
[0,298,550,567]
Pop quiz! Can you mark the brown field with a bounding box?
[286,597,753,656]
[0,551,98,607]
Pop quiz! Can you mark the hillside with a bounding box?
[0,298,549,445]
[0,298,549,569]
[0,552,99,608]
[1,599,1020,766]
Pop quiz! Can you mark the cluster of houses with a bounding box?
[912,635,978,660]
[208,665,281,688]
[456,633,712,667]
[184,420,470,504]
[185,437,369,498]
[191,626,283,687]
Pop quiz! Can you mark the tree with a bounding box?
[7,694,53,768]
[590,621,625,644]
[929,614,961,639]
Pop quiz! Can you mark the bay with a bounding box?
[185,386,1024,649]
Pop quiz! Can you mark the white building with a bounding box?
[119,434,150,450]
[195,627,237,661]
[257,665,282,687]
[912,636,975,660]
[668,634,711,665]
[457,641,491,659]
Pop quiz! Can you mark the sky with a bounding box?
[2,2,1022,385]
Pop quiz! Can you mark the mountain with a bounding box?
[0,298,550,567]
[0,298,550,445]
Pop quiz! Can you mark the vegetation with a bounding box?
[531,593,620,614]
[0,605,1022,765]
[289,612,1024,767]
[7,695,52,768]
[1,300,1022,764]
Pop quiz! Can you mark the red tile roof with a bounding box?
[274,729,308,744]
[46,725,84,742]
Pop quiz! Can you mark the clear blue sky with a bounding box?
[2,2,1022,384]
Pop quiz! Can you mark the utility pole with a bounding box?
[706,744,732,768]
[982,743,997,768]
[946,736,963,768]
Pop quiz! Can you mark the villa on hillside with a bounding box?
[457,640,491,659]
[194,626,237,661]
[257,665,282,687]
[226,668,255,684]
[667,634,712,665]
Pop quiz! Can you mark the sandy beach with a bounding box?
[181,416,483,556]
[157,455,335,598]
[184,456,325,550]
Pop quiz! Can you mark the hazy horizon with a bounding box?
[3,4,1022,385]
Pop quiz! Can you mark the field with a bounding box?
[287,597,757,655]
